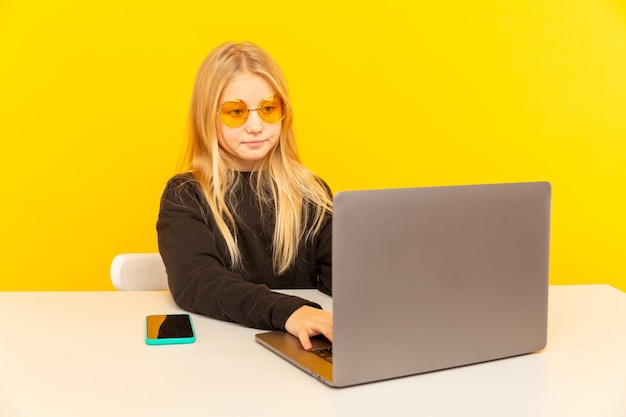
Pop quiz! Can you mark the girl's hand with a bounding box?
[284,306,333,350]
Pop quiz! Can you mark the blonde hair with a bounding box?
[184,41,332,275]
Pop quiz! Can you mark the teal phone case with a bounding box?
[145,314,196,345]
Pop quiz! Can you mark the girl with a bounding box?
[157,41,333,349]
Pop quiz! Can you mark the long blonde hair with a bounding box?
[184,41,332,275]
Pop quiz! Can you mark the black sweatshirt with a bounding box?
[156,173,332,330]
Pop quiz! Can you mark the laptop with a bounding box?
[256,182,551,387]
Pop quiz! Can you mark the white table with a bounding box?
[1,285,625,417]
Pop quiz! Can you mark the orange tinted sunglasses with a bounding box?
[218,94,284,128]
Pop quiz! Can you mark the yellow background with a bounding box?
[1,1,625,291]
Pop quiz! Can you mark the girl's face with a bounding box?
[217,72,282,171]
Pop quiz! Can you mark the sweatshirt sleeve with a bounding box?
[314,178,333,295]
[315,212,332,296]
[156,175,321,330]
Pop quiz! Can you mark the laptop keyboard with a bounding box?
[311,347,333,363]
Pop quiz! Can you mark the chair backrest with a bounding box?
[110,253,169,291]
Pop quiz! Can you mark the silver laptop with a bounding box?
[256,182,551,387]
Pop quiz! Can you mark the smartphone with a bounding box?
[145,314,196,345]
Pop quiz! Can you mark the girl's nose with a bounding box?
[244,110,263,133]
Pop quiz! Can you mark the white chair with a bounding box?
[110,253,169,291]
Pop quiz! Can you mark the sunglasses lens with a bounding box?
[219,100,248,127]
[257,95,284,123]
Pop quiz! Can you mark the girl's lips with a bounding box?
[243,140,266,147]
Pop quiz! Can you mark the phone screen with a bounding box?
[145,314,196,345]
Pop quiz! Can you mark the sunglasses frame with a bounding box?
[218,94,285,128]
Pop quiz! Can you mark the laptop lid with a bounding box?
[257,181,551,387]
